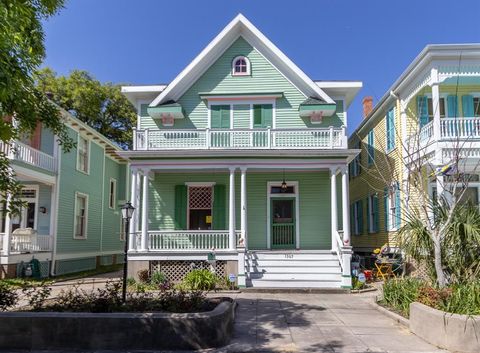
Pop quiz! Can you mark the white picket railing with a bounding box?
[144,230,241,251]
[10,234,52,253]
[0,141,56,173]
[134,127,347,150]
[440,118,480,139]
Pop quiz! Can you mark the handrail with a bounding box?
[0,141,56,173]
[334,230,344,270]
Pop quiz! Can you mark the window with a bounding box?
[367,194,379,233]
[367,130,374,166]
[474,97,480,117]
[427,98,446,119]
[271,185,295,194]
[350,200,363,236]
[77,136,89,173]
[210,105,231,129]
[232,56,250,76]
[384,183,401,231]
[109,179,117,209]
[253,104,273,128]
[188,186,213,230]
[386,108,395,151]
[74,193,88,239]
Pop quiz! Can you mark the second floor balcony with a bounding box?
[133,127,347,151]
[0,140,57,173]
[415,117,480,146]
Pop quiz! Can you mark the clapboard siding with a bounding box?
[233,104,250,128]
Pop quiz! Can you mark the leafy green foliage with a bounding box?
[0,282,18,311]
[382,278,423,317]
[35,68,136,149]
[183,269,218,291]
[0,0,73,201]
[21,281,52,310]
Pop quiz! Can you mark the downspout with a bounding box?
[100,146,106,254]
[50,138,61,276]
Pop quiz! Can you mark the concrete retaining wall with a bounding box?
[0,301,235,350]
[410,302,480,353]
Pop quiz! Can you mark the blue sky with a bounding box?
[42,0,480,133]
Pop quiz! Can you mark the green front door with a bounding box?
[271,198,296,249]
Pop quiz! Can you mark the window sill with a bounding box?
[73,236,88,240]
[76,168,90,176]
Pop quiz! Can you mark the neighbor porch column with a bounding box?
[129,167,138,251]
[330,167,338,252]
[140,169,150,251]
[228,167,236,251]
[1,193,12,256]
[341,167,351,246]
[240,167,247,248]
[431,67,441,142]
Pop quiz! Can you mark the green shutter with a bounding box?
[212,184,226,230]
[262,104,273,127]
[253,104,273,128]
[447,95,458,118]
[373,195,379,233]
[357,200,363,235]
[384,188,389,231]
[350,203,354,235]
[366,197,370,234]
[140,104,149,117]
[367,130,374,165]
[174,185,187,230]
[462,95,474,117]
[253,105,262,127]
[211,105,230,128]
[417,96,429,127]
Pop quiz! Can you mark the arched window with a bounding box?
[232,56,250,76]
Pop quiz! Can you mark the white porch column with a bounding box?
[341,167,351,246]
[330,167,338,252]
[140,169,150,251]
[240,167,247,248]
[431,68,441,142]
[1,194,12,256]
[129,168,138,251]
[228,167,236,251]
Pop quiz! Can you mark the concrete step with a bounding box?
[245,265,341,274]
[249,272,341,281]
[246,259,340,267]
[247,252,336,261]
[249,279,342,288]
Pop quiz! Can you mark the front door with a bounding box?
[271,198,295,249]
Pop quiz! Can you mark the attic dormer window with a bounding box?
[232,56,250,76]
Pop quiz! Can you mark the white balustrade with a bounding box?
[440,118,480,139]
[10,234,52,253]
[147,230,241,251]
[133,127,346,150]
[0,141,56,173]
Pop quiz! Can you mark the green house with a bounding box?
[0,109,128,278]
[120,14,362,288]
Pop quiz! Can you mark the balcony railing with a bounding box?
[1,234,53,253]
[0,141,56,173]
[414,118,480,145]
[133,127,347,151]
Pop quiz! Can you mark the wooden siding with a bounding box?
[233,104,250,128]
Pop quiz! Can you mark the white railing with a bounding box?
[334,230,345,269]
[134,127,347,150]
[10,234,52,253]
[419,121,434,143]
[440,118,480,139]
[0,141,56,173]
[145,230,241,251]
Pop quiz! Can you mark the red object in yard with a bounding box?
[363,270,373,282]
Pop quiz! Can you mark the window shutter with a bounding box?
[212,184,226,230]
[366,197,370,234]
[383,188,389,231]
[462,95,474,117]
[447,95,458,118]
[253,105,262,127]
[395,185,401,229]
[211,105,230,128]
[357,141,362,174]
[373,195,379,233]
[387,109,395,150]
[262,104,273,128]
[417,96,429,127]
[358,200,363,235]
[350,203,355,235]
[367,130,374,165]
[174,185,187,230]
[221,106,230,128]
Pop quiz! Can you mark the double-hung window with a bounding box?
[367,194,379,233]
[386,108,395,152]
[384,183,401,231]
[350,200,363,236]
[109,179,117,209]
[367,130,374,166]
[74,193,88,239]
[77,136,89,174]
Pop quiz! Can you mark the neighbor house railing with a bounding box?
[409,118,480,147]
[10,234,53,253]
[0,141,56,173]
[133,127,347,150]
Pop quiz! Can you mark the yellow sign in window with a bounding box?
[206,215,212,224]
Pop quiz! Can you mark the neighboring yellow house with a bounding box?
[349,44,480,258]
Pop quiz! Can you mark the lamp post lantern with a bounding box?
[121,201,135,303]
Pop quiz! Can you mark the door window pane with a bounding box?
[272,200,294,223]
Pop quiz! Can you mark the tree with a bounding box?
[35,68,136,149]
[0,0,73,211]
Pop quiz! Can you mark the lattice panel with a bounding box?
[150,260,226,283]
[188,187,212,209]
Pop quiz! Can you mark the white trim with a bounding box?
[185,182,216,187]
[13,165,56,185]
[121,85,167,93]
[54,250,122,261]
[137,99,152,130]
[76,134,90,175]
[149,14,334,106]
[11,185,40,231]
[73,192,89,240]
[231,55,251,76]
[109,178,117,210]
[266,181,300,249]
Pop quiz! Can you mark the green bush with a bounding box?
[150,271,166,285]
[438,282,480,315]
[382,278,423,317]
[183,269,218,291]
[0,282,18,311]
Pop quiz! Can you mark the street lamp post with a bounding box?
[121,201,135,303]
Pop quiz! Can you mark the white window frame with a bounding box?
[73,192,89,239]
[186,183,214,230]
[368,194,375,234]
[387,186,398,231]
[7,185,40,232]
[231,56,251,76]
[109,178,117,210]
[76,134,90,174]
[207,100,276,129]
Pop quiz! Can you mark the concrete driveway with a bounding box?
[216,291,448,353]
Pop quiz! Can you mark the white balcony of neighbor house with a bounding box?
[0,230,53,255]
[0,140,57,173]
[133,127,348,151]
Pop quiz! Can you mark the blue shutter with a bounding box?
[367,130,374,165]
[384,188,389,231]
[357,142,362,174]
[386,108,395,150]
[358,200,363,235]
[462,95,474,117]
[447,95,458,118]
[373,195,379,233]
[417,96,429,127]
[366,197,370,234]
[395,184,401,229]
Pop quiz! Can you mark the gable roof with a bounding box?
[149,14,334,107]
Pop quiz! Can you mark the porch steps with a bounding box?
[245,251,342,288]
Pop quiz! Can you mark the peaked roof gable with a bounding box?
[150,14,333,107]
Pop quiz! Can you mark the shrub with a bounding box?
[21,282,52,310]
[382,278,423,317]
[0,282,18,311]
[150,271,166,285]
[183,269,218,291]
[137,269,149,283]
